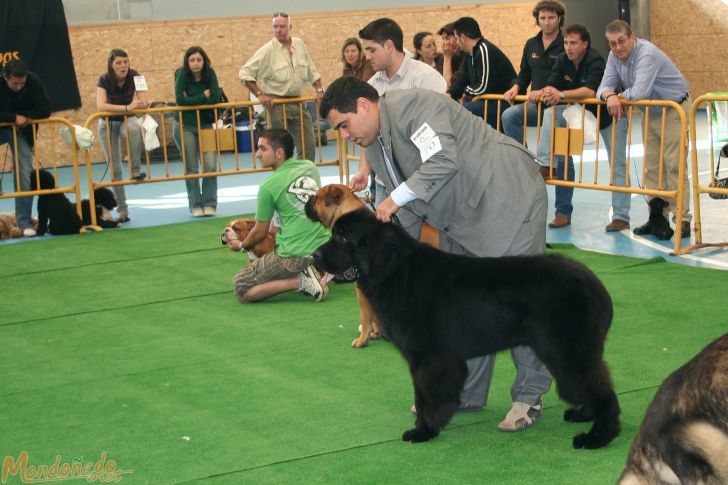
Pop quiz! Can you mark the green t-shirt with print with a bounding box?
[256,158,330,257]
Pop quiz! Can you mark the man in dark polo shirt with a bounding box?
[534,23,630,231]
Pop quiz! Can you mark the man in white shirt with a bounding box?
[240,12,325,161]
[349,17,447,198]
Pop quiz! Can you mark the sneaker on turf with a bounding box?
[299,265,328,302]
[497,401,542,432]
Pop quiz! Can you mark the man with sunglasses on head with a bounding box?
[240,12,325,162]
[597,19,692,240]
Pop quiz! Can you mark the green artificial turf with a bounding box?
[1,220,726,484]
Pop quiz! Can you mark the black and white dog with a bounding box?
[81,187,120,228]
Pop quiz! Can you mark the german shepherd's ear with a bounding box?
[323,185,344,207]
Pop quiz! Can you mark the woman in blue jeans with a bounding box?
[173,46,221,217]
[96,48,148,222]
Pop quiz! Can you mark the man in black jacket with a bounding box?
[502,1,565,154]
[0,59,51,236]
[448,17,516,130]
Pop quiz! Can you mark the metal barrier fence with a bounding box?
[341,94,689,253]
[82,97,342,225]
[680,93,728,255]
[0,117,84,226]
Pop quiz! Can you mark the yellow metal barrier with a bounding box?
[470,94,689,253]
[679,93,728,255]
[0,117,84,223]
[82,97,342,226]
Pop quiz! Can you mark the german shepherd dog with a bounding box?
[620,332,728,484]
[312,209,620,448]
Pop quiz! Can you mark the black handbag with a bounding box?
[709,143,728,199]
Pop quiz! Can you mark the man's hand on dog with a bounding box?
[349,170,370,192]
[376,196,400,222]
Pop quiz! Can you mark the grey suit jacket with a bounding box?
[368,89,547,257]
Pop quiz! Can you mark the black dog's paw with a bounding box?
[401,427,438,443]
[654,228,674,240]
[564,406,594,423]
[572,431,610,449]
[632,222,651,236]
[572,432,589,449]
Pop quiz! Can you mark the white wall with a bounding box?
[62,0,507,24]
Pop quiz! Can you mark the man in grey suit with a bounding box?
[320,76,553,432]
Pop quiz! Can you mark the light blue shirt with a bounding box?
[596,39,688,103]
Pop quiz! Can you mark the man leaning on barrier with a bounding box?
[534,24,630,232]
[502,0,565,156]
[597,19,692,239]
[0,59,51,237]
[447,17,516,130]
[239,12,325,161]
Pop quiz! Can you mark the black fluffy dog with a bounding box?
[81,187,120,228]
[31,169,83,235]
[633,197,674,240]
[312,209,620,449]
[619,332,728,484]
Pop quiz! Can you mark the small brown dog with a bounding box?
[0,212,39,239]
[619,332,728,484]
[304,185,383,348]
[222,217,276,258]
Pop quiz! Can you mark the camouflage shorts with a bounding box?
[233,250,313,297]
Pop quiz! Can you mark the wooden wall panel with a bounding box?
[651,0,728,97]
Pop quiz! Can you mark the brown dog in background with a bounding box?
[619,332,728,484]
[222,218,276,258]
[0,213,39,239]
[305,184,384,348]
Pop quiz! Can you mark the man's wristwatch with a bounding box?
[560,91,565,100]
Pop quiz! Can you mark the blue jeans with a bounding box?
[98,118,143,214]
[538,105,630,222]
[173,121,218,211]
[502,102,542,145]
[0,129,34,229]
[463,98,507,131]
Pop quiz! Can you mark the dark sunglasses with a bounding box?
[272,12,288,18]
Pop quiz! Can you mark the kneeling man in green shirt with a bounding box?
[224,128,331,302]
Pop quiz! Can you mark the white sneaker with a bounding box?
[192,207,204,217]
[497,401,542,432]
[203,206,216,217]
[299,265,328,302]
[22,228,37,237]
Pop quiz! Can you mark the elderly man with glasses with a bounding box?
[240,12,325,161]
[597,19,692,240]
